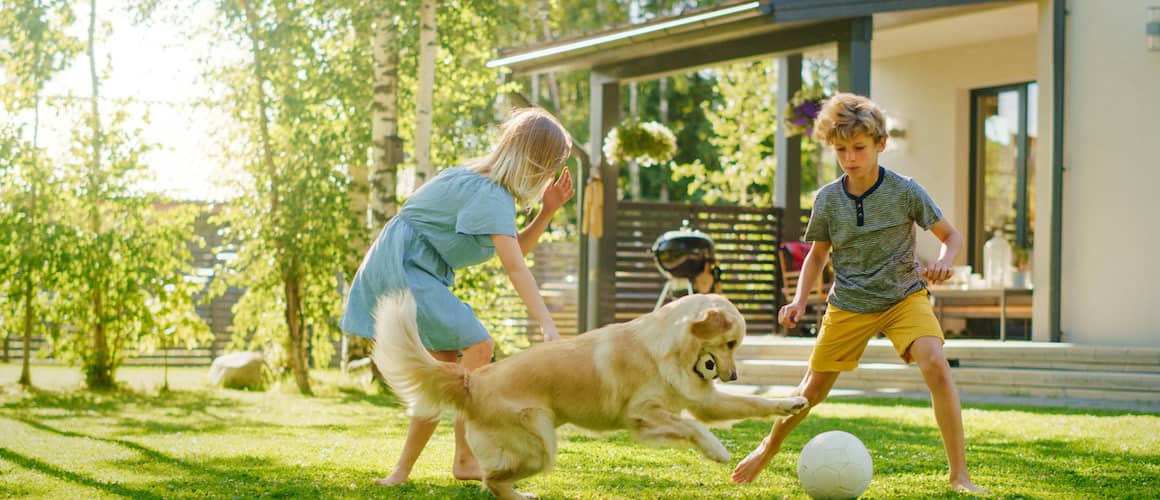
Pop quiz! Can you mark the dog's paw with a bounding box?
[788,396,809,412]
[703,440,731,463]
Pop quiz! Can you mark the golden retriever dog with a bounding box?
[372,292,808,500]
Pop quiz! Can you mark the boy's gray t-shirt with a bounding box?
[804,167,943,313]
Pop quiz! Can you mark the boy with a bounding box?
[731,93,986,494]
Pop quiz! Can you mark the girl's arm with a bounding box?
[924,219,962,284]
[492,233,560,341]
[791,241,832,307]
[517,168,574,255]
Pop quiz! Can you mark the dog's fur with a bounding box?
[373,292,807,500]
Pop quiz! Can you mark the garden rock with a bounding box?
[208,351,268,390]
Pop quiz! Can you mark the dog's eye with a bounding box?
[727,341,737,349]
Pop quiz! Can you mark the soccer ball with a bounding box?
[797,430,873,500]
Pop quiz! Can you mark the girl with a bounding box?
[340,107,574,486]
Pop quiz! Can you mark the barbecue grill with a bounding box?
[651,221,717,309]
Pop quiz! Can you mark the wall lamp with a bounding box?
[1150,7,1160,51]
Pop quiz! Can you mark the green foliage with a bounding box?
[208,0,368,386]
[673,60,777,207]
[0,0,82,110]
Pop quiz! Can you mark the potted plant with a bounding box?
[784,85,828,138]
[1011,245,1032,288]
[602,118,677,166]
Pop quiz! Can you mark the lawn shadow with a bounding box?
[0,447,165,499]
[334,384,405,409]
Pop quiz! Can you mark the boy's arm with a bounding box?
[791,241,832,306]
[492,234,560,341]
[924,219,963,284]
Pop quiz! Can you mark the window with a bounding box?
[968,82,1037,270]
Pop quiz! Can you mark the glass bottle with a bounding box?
[983,230,1012,288]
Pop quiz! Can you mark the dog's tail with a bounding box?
[371,291,469,419]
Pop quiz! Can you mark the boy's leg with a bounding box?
[908,337,987,493]
[374,349,461,486]
[451,338,493,481]
[731,370,840,483]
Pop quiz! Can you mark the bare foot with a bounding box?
[372,467,409,486]
[951,476,989,494]
[453,456,483,481]
[732,438,778,483]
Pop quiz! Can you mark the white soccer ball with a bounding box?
[797,430,873,500]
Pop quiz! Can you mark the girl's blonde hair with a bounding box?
[812,92,888,146]
[467,107,571,206]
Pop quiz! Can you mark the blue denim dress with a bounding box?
[340,167,517,351]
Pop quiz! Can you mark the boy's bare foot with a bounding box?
[951,475,989,494]
[372,467,409,486]
[731,437,779,483]
[452,456,483,481]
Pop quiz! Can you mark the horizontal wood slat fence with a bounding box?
[605,201,785,335]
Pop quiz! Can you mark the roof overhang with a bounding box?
[488,0,1017,81]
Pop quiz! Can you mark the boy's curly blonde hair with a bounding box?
[812,92,888,146]
[467,107,571,207]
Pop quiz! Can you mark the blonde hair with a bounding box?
[812,92,887,146]
[466,107,571,206]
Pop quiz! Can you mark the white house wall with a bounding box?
[1054,0,1160,347]
[869,35,1038,266]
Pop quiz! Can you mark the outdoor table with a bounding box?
[928,285,1033,341]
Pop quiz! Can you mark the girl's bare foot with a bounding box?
[452,456,483,481]
[732,437,779,483]
[951,475,989,494]
[372,467,409,486]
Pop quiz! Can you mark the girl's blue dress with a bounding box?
[340,167,517,351]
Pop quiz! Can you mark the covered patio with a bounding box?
[488,0,1060,341]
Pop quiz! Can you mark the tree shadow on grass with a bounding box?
[335,384,405,409]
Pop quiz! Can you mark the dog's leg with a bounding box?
[470,409,555,500]
[627,402,731,463]
[688,392,809,423]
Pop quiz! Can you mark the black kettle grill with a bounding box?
[651,221,718,309]
[652,223,716,279]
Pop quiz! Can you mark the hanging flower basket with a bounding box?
[602,119,677,166]
[784,86,828,138]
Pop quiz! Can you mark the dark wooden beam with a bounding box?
[582,72,621,331]
[593,19,854,81]
[763,0,1009,22]
[837,16,872,96]
[775,53,803,244]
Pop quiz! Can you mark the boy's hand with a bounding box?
[778,302,807,328]
[923,260,953,284]
[541,168,574,214]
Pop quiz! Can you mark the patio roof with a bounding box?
[488,0,1012,81]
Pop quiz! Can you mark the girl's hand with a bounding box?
[778,302,807,329]
[541,323,562,342]
[541,168,574,214]
[923,260,953,284]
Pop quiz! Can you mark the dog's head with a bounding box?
[657,294,746,383]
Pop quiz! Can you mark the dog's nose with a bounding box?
[728,371,738,381]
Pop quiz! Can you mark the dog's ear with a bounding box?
[690,308,732,340]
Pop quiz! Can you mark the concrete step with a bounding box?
[738,336,1160,373]
[736,359,1160,405]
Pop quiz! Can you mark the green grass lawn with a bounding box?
[1,363,1157,499]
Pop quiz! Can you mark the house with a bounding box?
[488,0,1160,349]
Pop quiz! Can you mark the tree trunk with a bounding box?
[19,269,33,386]
[370,7,401,229]
[536,0,561,111]
[241,0,311,394]
[85,0,112,390]
[414,0,436,188]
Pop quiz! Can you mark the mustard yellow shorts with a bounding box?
[809,289,944,372]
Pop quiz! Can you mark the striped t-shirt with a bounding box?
[804,166,943,313]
